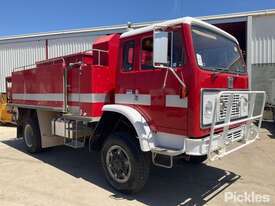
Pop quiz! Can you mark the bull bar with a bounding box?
[206,90,266,161]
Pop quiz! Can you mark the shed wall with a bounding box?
[47,35,97,59]
[251,14,275,64]
[0,40,45,92]
[250,14,275,104]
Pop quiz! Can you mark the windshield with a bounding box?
[192,25,246,74]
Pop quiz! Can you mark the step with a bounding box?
[64,139,85,149]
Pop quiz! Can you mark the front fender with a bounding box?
[103,104,154,151]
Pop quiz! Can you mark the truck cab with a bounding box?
[110,17,264,154]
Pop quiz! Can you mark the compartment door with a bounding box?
[67,65,81,115]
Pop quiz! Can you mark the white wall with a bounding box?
[0,40,46,92]
[47,35,96,59]
[251,14,275,64]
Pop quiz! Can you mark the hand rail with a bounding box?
[11,49,109,72]
[13,63,37,72]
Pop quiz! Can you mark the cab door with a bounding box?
[132,30,188,135]
[118,30,187,134]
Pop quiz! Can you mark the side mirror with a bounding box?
[153,31,169,67]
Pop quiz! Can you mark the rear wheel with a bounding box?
[101,132,150,194]
[23,115,42,153]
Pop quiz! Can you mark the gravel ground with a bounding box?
[0,122,274,206]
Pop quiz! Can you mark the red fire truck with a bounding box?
[6,17,266,193]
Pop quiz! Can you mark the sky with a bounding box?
[1,0,275,37]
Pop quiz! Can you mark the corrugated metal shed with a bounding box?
[251,14,275,64]
[0,40,46,91]
[48,35,96,58]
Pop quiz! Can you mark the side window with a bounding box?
[139,31,184,69]
[141,37,153,70]
[168,30,185,67]
[122,40,135,71]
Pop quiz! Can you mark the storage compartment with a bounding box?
[51,118,92,138]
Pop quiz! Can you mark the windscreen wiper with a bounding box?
[209,67,227,79]
[227,56,241,72]
[210,67,227,73]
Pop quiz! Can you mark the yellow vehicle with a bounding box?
[0,93,13,124]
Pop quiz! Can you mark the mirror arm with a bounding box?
[167,67,186,89]
[162,69,169,89]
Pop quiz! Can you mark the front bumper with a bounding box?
[185,125,256,156]
[151,124,256,156]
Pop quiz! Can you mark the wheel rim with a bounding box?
[24,124,33,148]
[106,145,131,183]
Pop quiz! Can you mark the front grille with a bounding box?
[227,129,242,140]
[218,94,241,121]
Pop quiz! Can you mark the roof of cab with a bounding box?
[120,16,238,43]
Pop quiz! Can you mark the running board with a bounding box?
[152,152,173,168]
[151,147,184,156]
[151,147,184,168]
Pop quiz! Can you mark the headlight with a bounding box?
[202,92,217,125]
[204,101,213,118]
[240,94,248,116]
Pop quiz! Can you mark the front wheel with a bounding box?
[101,132,150,194]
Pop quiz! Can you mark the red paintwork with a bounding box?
[10,34,119,118]
[8,22,248,139]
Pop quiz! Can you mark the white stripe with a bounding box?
[68,93,109,103]
[13,93,187,108]
[12,93,109,103]
[67,105,80,113]
[165,95,188,108]
[115,94,151,106]
[12,93,63,101]
[115,93,187,108]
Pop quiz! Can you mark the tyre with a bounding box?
[101,132,150,194]
[22,115,42,153]
[183,155,208,164]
